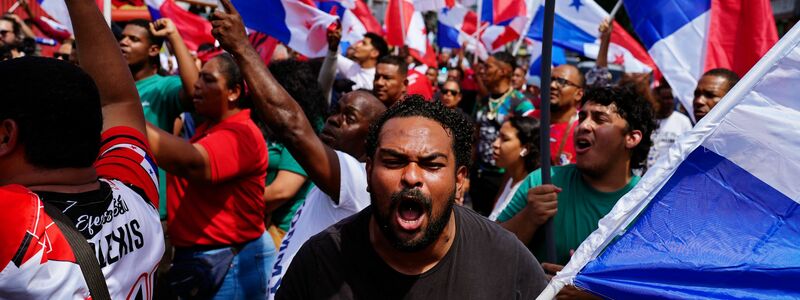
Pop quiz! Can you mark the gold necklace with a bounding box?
[486,89,512,120]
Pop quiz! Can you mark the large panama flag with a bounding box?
[538,23,800,299]
[232,0,338,58]
[622,0,777,121]
[525,0,656,75]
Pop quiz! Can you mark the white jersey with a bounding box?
[0,127,165,299]
[267,151,370,299]
[647,113,693,169]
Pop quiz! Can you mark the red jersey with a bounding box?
[167,109,268,247]
[549,120,578,166]
[0,127,165,299]
[407,69,434,100]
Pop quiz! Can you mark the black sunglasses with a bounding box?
[553,76,580,88]
[442,89,460,96]
[53,53,70,60]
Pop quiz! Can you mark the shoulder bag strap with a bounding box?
[43,202,112,300]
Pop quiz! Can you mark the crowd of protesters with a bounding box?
[0,0,743,299]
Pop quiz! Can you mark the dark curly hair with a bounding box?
[581,86,656,170]
[508,115,541,172]
[0,57,102,169]
[267,59,328,132]
[366,95,474,171]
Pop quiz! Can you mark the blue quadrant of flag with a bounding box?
[575,146,800,299]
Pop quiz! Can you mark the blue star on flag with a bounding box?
[570,0,583,12]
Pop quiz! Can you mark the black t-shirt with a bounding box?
[276,205,547,299]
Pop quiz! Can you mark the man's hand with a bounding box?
[598,18,611,38]
[6,13,23,24]
[327,21,341,52]
[525,184,560,226]
[149,18,177,38]
[557,285,601,300]
[210,0,248,54]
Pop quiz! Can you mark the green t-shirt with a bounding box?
[136,74,183,219]
[497,165,640,265]
[267,142,314,231]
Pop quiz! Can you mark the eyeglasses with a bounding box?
[553,76,580,88]
[442,89,460,96]
[53,53,70,60]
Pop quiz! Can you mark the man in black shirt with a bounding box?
[276,96,547,299]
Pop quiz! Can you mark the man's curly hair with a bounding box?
[581,86,657,170]
[366,95,474,171]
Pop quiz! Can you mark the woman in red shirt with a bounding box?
[146,53,272,299]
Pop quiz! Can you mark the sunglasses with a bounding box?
[53,53,70,60]
[442,89,460,96]
[553,77,580,88]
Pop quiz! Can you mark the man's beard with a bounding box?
[371,188,455,252]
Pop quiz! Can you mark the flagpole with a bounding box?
[609,0,623,19]
[512,0,537,56]
[474,0,483,64]
[399,0,407,49]
[7,0,20,13]
[539,0,557,265]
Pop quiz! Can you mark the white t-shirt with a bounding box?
[337,54,375,91]
[267,150,369,299]
[647,112,692,169]
[488,179,524,221]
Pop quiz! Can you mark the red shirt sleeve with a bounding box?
[94,127,160,207]
[196,124,266,184]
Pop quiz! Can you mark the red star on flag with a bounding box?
[613,53,625,65]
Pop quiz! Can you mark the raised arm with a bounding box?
[66,0,144,135]
[150,18,199,110]
[318,23,341,106]
[210,0,343,200]
[595,18,611,69]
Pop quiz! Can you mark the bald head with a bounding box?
[320,90,387,159]
[554,64,584,87]
[549,64,584,114]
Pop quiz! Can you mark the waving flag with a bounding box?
[316,0,380,50]
[526,39,566,80]
[479,0,532,52]
[539,23,800,299]
[232,0,338,58]
[146,0,215,51]
[437,2,478,49]
[38,0,109,33]
[525,0,656,76]
[385,0,429,61]
[622,0,777,121]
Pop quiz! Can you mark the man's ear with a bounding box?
[455,165,468,194]
[625,129,643,150]
[0,119,19,158]
[574,88,585,104]
[370,48,379,60]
